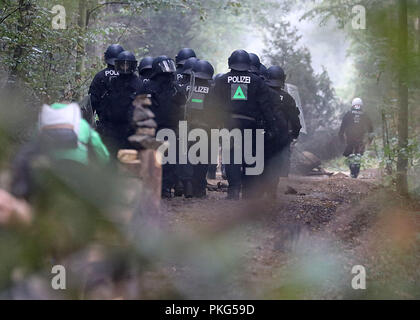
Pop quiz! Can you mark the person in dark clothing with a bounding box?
[138,56,154,84]
[88,44,124,117]
[259,64,268,81]
[206,73,226,180]
[145,56,187,198]
[209,49,278,200]
[97,51,144,158]
[172,56,200,197]
[248,53,262,77]
[177,57,199,86]
[261,88,290,198]
[177,60,215,198]
[175,48,197,82]
[265,66,302,178]
[339,97,374,178]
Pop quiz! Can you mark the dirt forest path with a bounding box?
[153,169,420,299]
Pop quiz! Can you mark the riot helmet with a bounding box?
[192,60,214,80]
[104,44,124,66]
[352,97,363,110]
[213,73,224,81]
[138,56,154,75]
[259,64,268,80]
[228,49,251,72]
[266,66,286,88]
[114,51,137,75]
[248,53,261,73]
[151,55,177,78]
[182,57,199,75]
[175,48,197,66]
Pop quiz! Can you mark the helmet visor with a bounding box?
[158,59,176,73]
[115,60,137,74]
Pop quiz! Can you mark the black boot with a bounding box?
[221,165,228,180]
[174,180,183,197]
[162,188,172,199]
[207,165,217,180]
[184,181,194,198]
[227,187,240,200]
[353,164,361,178]
[350,164,359,178]
[194,188,207,198]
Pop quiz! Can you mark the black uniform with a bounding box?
[178,76,214,197]
[339,109,373,157]
[210,70,277,198]
[175,48,197,83]
[97,73,144,157]
[138,56,154,85]
[145,74,186,195]
[88,66,120,116]
[270,86,302,177]
[261,88,291,197]
[146,74,185,130]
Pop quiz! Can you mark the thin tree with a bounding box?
[397,0,409,196]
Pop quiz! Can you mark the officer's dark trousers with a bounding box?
[177,130,210,196]
[278,142,291,177]
[224,118,260,198]
[207,164,217,179]
[158,126,178,193]
[343,138,365,157]
[262,145,289,197]
[98,122,132,159]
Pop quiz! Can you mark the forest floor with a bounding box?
[142,169,420,299]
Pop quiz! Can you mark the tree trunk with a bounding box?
[7,0,33,87]
[381,110,392,174]
[396,0,409,196]
[75,0,87,101]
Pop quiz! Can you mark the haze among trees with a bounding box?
[1,0,418,195]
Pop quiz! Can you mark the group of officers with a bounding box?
[89,45,302,200]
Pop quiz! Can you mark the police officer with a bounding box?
[206,73,225,180]
[138,56,154,84]
[210,49,277,200]
[89,44,124,117]
[97,51,144,158]
[249,53,262,76]
[146,55,187,198]
[339,98,373,178]
[178,60,215,198]
[259,64,268,81]
[212,73,224,85]
[170,56,201,197]
[177,57,199,85]
[175,48,197,82]
[259,67,292,198]
[266,66,302,178]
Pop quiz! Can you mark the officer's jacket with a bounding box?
[275,88,302,140]
[339,109,373,141]
[209,70,276,131]
[267,88,293,150]
[100,74,144,125]
[145,74,186,129]
[182,78,213,128]
[88,66,119,115]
